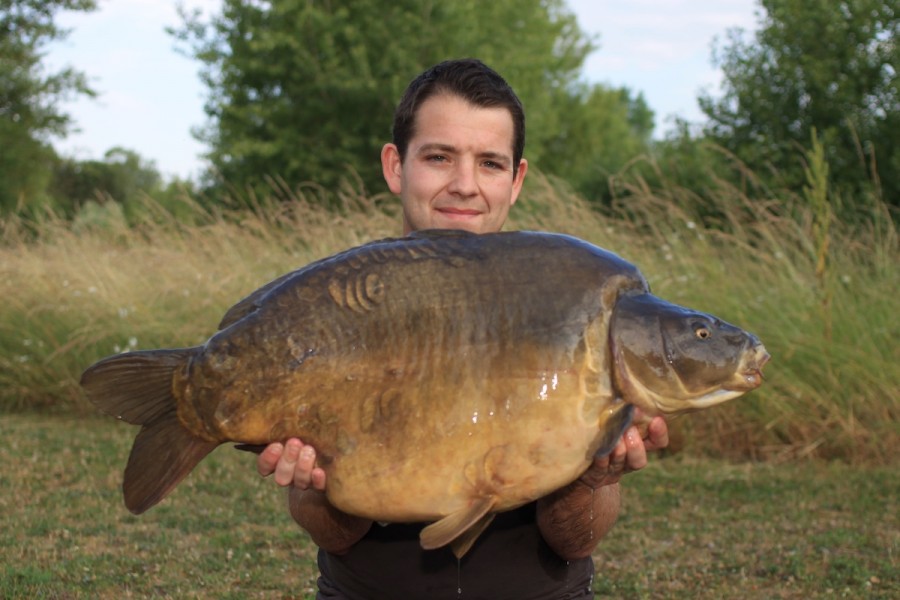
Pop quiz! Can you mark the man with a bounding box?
[256,59,669,599]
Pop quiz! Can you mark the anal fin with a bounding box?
[419,496,496,554]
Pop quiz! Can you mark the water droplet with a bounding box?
[589,487,595,540]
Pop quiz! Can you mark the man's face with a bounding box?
[382,93,528,235]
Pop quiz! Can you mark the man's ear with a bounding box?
[509,158,529,207]
[381,143,403,194]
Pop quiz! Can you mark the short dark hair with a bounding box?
[391,58,526,177]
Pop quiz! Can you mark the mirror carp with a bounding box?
[81,230,769,557]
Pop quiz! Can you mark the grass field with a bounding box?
[1,158,897,597]
[2,414,897,599]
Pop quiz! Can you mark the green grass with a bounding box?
[0,414,320,599]
[2,414,896,599]
[594,459,899,598]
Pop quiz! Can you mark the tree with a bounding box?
[539,84,653,205]
[50,147,201,224]
[0,0,97,212]
[51,147,162,214]
[700,0,899,215]
[173,0,649,202]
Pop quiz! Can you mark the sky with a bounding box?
[45,0,760,181]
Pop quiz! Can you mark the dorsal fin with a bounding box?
[219,230,479,329]
[217,270,297,329]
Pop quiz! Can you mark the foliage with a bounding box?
[48,146,200,223]
[700,0,900,217]
[1,146,897,463]
[539,83,654,206]
[0,0,97,212]
[2,414,897,598]
[171,0,651,203]
[603,140,899,464]
[618,127,779,233]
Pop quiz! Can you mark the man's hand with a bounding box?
[578,413,669,490]
[256,438,327,491]
[536,414,667,559]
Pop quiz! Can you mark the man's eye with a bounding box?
[427,155,446,162]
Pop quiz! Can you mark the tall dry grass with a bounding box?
[1,165,896,463]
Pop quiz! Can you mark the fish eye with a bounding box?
[695,326,711,340]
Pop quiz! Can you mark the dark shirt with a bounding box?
[315,503,594,600]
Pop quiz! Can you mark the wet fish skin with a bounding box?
[610,293,769,416]
[81,229,767,557]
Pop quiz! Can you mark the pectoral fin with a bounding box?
[419,496,496,555]
[594,402,635,458]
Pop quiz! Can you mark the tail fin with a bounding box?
[81,349,193,424]
[80,349,218,514]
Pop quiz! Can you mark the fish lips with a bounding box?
[728,343,770,391]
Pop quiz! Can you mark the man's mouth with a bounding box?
[437,207,481,217]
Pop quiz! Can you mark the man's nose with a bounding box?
[447,161,478,196]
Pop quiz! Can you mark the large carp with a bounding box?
[81,230,769,557]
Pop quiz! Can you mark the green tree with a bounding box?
[0,0,97,212]
[540,84,653,205]
[51,147,199,224]
[51,147,161,213]
[173,0,649,202]
[700,0,899,215]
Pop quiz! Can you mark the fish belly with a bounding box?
[177,232,629,522]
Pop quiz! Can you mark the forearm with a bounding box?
[288,487,373,555]
[536,481,621,560]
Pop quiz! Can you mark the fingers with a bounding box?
[584,419,662,490]
[643,416,670,452]
[606,436,628,474]
[622,426,648,473]
[629,408,670,453]
[257,442,284,477]
[263,438,326,491]
[256,438,325,491]
[309,467,327,491]
[579,436,627,489]
[274,438,307,487]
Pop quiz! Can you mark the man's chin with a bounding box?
[432,212,486,233]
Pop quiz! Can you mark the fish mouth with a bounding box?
[734,344,770,390]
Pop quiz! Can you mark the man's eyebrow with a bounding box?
[478,150,511,164]
[415,143,511,163]
[415,143,457,155]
